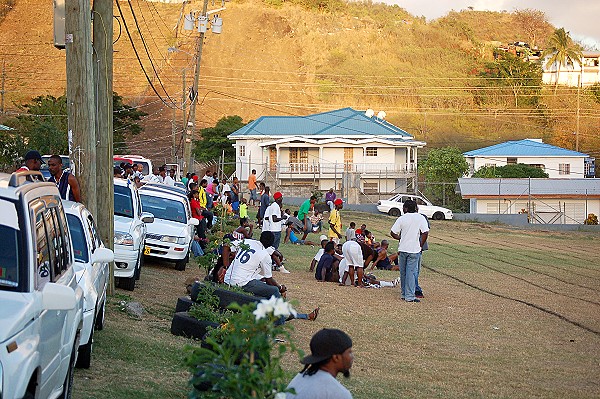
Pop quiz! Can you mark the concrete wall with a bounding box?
[469,156,586,179]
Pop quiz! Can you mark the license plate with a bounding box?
[144,246,151,255]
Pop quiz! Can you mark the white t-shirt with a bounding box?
[390,212,429,254]
[223,183,231,193]
[163,175,175,186]
[263,202,283,232]
[146,174,161,184]
[286,370,353,399]
[313,248,324,262]
[223,239,272,287]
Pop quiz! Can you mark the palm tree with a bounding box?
[544,28,583,94]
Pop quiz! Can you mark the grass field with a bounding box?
[73,210,600,399]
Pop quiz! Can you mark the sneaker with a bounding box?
[406,299,421,303]
[415,291,424,298]
[279,266,291,274]
[392,277,401,287]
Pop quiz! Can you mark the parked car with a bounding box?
[0,170,84,399]
[377,193,454,220]
[113,178,154,291]
[40,154,70,180]
[142,181,188,197]
[64,201,114,369]
[138,188,198,271]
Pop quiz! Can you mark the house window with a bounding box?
[239,145,246,157]
[529,164,545,171]
[507,157,517,165]
[365,147,378,157]
[289,148,309,172]
[559,163,571,175]
[484,163,496,167]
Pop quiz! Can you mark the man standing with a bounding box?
[160,166,175,186]
[263,191,285,250]
[247,169,258,206]
[47,154,81,202]
[147,167,162,184]
[258,183,269,227]
[198,179,214,228]
[328,198,343,244]
[325,188,337,210]
[223,231,287,299]
[230,177,240,215]
[298,195,317,240]
[390,199,429,303]
[16,150,44,173]
[286,328,354,399]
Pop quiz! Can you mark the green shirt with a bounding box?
[298,199,311,221]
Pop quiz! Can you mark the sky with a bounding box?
[381,0,600,49]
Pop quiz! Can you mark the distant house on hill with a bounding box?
[227,107,425,196]
[463,139,593,179]
[542,51,600,87]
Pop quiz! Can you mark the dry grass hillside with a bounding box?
[0,0,598,161]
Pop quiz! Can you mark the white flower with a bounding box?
[273,300,291,318]
[274,392,287,399]
[253,295,277,320]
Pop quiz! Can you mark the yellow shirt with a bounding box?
[328,208,342,238]
[199,187,207,208]
[239,203,248,218]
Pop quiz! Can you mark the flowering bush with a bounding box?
[584,213,598,225]
[185,296,301,399]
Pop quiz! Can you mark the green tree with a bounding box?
[192,115,246,170]
[544,28,583,94]
[472,163,549,178]
[478,53,542,107]
[2,93,147,161]
[419,147,469,211]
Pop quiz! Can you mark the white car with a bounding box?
[64,201,114,369]
[138,188,198,271]
[113,178,154,291]
[377,193,454,220]
[0,170,84,399]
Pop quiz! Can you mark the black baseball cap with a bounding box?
[300,329,352,365]
[24,150,45,163]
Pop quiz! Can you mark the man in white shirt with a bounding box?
[263,191,286,250]
[286,328,354,399]
[160,166,175,186]
[223,231,287,298]
[390,199,429,303]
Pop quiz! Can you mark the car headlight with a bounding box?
[114,231,134,246]
[177,237,187,245]
[161,235,178,243]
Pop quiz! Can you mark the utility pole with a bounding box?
[575,74,580,152]
[1,60,5,114]
[65,0,96,215]
[181,68,187,165]
[93,0,114,293]
[183,0,209,175]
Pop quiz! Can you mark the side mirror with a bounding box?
[91,247,114,263]
[141,212,154,224]
[188,217,199,226]
[41,283,76,310]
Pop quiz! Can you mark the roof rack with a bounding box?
[9,171,46,187]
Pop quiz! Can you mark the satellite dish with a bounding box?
[365,109,375,118]
[377,111,386,120]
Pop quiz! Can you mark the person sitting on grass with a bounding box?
[288,230,317,246]
[310,236,330,272]
[284,211,305,243]
[369,240,399,271]
[232,217,254,240]
[309,210,324,233]
[315,241,338,282]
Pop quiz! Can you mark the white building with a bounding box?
[228,107,425,195]
[542,51,600,87]
[463,139,592,179]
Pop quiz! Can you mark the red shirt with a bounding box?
[190,198,204,220]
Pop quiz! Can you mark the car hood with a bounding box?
[114,214,135,234]
[146,220,189,238]
[0,293,38,342]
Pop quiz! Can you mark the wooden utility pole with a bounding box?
[65,0,96,216]
[93,0,114,293]
[1,60,5,114]
[183,0,209,175]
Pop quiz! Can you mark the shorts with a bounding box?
[342,241,363,267]
[232,201,240,211]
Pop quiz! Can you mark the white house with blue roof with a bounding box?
[463,139,593,179]
[228,107,425,194]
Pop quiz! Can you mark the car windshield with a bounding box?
[140,195,186,224]
[66,214,89,263]
[114,184,134,218]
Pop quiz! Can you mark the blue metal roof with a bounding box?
[229,107,413,138]
[464,139,588,157]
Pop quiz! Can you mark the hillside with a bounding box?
[0,0,598,161]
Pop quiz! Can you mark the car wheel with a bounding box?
[58,331,79,399]
[95,295,106,331]
[135,250,144,280]
[389,208,400,217]
[175,253,189,271]
[432,211,445,220]
[76,325,94,369]
[120,275,136,291]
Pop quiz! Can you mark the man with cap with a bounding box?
[17,150,44,173]
[286,328,354,399]
[328,198,344,244]
[263,191,286,250]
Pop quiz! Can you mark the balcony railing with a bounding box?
[276,162,417,176]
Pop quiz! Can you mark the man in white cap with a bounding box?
[286,328,354,398]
